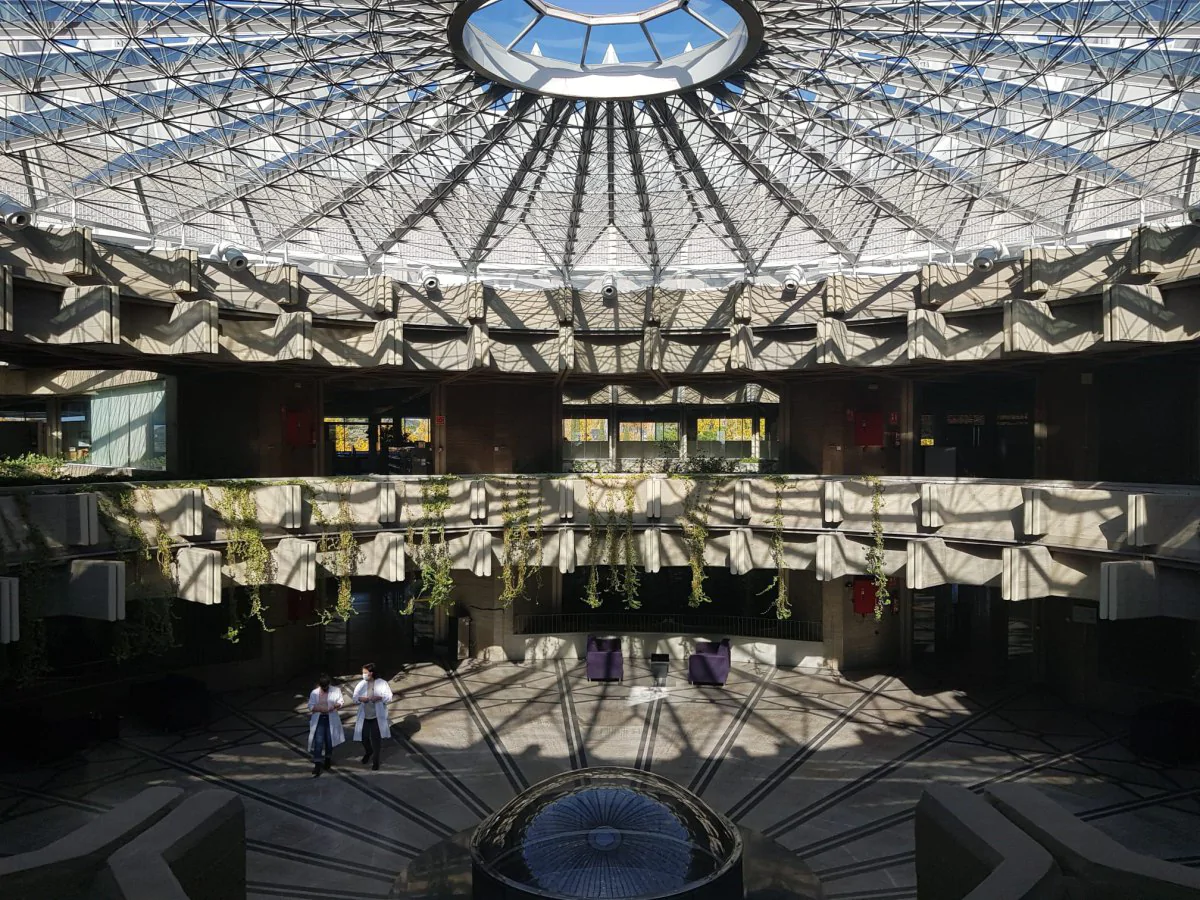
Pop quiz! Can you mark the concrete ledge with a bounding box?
[98,789,245,900]
[915,784,1062,900]
[511,632,826,669]
[0,786,182,900]
[988,783,1200,900]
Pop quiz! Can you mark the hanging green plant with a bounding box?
[209,482,274,643]
[611,477,640,609]
[859,475,892,620]
[679,476,713,608]
[310,484,364,624]
[583,478,603,608]
[407,476,455,610]
[758,475,790,620]
[499,478,543,609]
[96,486,177,661]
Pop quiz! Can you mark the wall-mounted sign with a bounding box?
[920,438,935,446]
[1071,605,1098,625]
[434,415,446,425]
[946,413,985,426]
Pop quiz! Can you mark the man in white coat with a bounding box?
[306,673,345,777]
[352,662,393,771]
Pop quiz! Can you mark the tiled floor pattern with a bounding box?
[2,660,1199,900]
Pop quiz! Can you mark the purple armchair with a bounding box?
[688,639,731,686]
[586,636,623,683]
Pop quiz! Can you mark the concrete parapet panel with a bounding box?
[573,476,650,526]
[823,479,843,525]
[920,482,942,529]
[925,480,1022,543]
[988,782,1200,900]
[734,478,752,521]
[176,548,221,605]
[469,479,488,523]
[1103,282,1199,344]
[907,538,1003,590]
[28,491,100,546]
[907,307,1004,362]
[306,480,375,531]
[0,785,183,900]
[362,532,404,582]
[0,578,18,643]
[99,788,246,900]
[489,330,557,373]
[463,528,493,578]
[377,480,398,524]
[0,225,92,280]
[747,477,823,530]
[273,537,315,591]
[1023,241,1125,301]
[0,264,11,330]
[642,526,661,573]
[136,487,203,538]
[652,285,733,331]
[660,330,731,375]
[751,328,821,370]
[726,323,754,371]
[819,316,907,367]
[42,560,126,621]
[824,270,919,320]
[205,483,301,536]
[488,285,566,331]
[395,282,473,326]
[32,284,120,344]
[914,784,1062,900]
[921,260,1020,312]
[557,528,576,574]
[1023,485,1126,550]
[728,527,753,575]
[558,478,576,521]
[219,311,312,361]
[817,531,905,582]
[1002,545,1098,602]
[644,476,662,520]
[198,259,296,312]
[642,325,665,372]
[1126,223,1200,282]
[557,325,575,372]
[841,478,920,535]
[748,279,823,327]
[123,299,218,355]
[405,328,469,371]
[1099,560,1159,621]
[468,321,490,369]
[300,272,391,318]
[1127,493,1200,561]
[95,244,197,300]
[312,318,401,367]
[1004,298,1101,354]
[572,288,644,332]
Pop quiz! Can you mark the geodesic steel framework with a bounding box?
[0,0,1198,282]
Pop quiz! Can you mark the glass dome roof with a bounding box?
[0,0,1197,281]
[470,767,742,899]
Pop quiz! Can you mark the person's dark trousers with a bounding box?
[312,714,332,765]
[362,718,382,768]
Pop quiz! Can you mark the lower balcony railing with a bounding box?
[513,612,823,643]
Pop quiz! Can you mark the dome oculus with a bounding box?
[449,0,764,99]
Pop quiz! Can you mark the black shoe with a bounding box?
[323,758,332,770]
[361,752,371,765]
[372,762,380,771]
[311,764,322,777]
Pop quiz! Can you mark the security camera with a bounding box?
[0,200,30,230]
[420,266,439,291]
[601,273,617,300]
[220,245,249,271]
[1188,205,1200,227]
[972,242,1007,273]
[782,267,803,292]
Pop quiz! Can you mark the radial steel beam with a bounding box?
[561,101,600,276]
[699,85,956,253]
[682,91,864,261]
[645,98,753,270]
[617,101,662,276]
[468,98,573,268]
[366,91,538,265]
[246,82,512,253]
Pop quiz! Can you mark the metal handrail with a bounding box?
[513,612,822,643]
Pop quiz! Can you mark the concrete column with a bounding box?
[430,384,446,475]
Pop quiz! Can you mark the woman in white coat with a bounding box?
[352,662,393,771]
[306,673,345,777]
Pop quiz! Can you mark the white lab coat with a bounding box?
[352,677,394,741]
[306,686,347,751]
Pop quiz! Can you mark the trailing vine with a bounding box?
[755,475,790,620]
[96,486,176,661]
[310,485,363,624]
[679,476,713,608]
[407,476,454,610]
[583,476,642,609]
[209,482,274,642]
[499,478,543,609]
[859,475,892,620]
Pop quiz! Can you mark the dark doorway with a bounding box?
[911,585,1035,688]
[916,374,1035,478]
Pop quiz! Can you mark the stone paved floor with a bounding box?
[2,660,1199,900]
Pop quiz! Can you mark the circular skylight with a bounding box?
[449,0,764,99]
